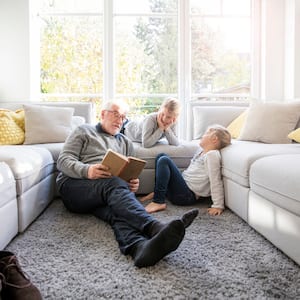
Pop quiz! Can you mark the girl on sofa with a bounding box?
[141,124,231,216]
[122,97,180,148]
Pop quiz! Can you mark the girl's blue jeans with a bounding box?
[153,153,197,206]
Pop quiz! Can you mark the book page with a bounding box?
[119,157,146,181]
[101,149,128,176]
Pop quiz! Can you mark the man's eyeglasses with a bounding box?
[105,110,128,122]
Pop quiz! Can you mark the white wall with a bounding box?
[0,0,31,101]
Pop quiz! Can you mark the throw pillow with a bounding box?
[71,116,85,130]
[227,110,248,139]
[23,104,74,144]
[0,110,25,145]
[238,101,300,144]
[288,128,300,143]
[193,106,246,139]
[10,109,25,131]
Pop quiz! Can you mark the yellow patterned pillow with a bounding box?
[0,109,25,145]
[10,109,25,131]
[227,110,248,139]
[288,128,300,143]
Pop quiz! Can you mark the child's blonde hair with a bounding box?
[208,124,231,150]
[160,97,180,117]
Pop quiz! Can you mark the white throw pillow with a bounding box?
[238,101,300,144]
[71,116,86,130]
[23,104,74,144]
[193,106,246,139]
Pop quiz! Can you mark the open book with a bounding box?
[101,149,146,181]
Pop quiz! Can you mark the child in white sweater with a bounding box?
[142,125,231,216]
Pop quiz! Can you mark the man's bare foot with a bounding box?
[145,202,167,213]
[139,192,154,202]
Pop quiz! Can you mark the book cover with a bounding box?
[101,149,146,181]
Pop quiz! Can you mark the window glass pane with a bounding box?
[115,16,178,94]
[223,0,251,16]
[114,0,177,14]
[40,16,103,94]
[190,0,221,15]
[117,96,164,119]
[191,16,251,94]
[39,0,102,13]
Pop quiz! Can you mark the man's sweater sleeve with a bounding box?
[56,127,90,179]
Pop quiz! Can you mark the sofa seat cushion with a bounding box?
[32,143,64,163]
[0,162,18,249]
[0,162,16,207]
[0,145,55,195]
[133,140,199,169]
[250,154,300,217]
[221,140,300,187]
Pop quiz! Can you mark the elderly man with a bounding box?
[56,100,198,268]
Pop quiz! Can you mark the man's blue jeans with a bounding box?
[153,153,197,205]
[58,176,155,254]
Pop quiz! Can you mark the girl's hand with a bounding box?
[207,207,223,216]
[157,113,165,131]
[128,178,139,193]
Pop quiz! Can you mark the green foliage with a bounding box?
[39,0,251,111]
[134,0,178,94]
[40,16,103,94]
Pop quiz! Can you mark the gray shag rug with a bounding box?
[5,198,300,300]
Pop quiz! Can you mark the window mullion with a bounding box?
[103,0,114,102]
[178,0,191,140]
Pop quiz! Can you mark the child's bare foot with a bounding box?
[145,202,167,213]
[140,192,154,202]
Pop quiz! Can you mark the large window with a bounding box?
[190,0,251,99]
[36,0,252,118]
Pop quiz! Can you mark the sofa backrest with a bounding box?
[188,101,249,140]
[0,101,95,124]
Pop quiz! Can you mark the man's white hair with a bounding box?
[102,99,129,113]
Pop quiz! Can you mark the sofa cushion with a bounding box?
[0,145,55,195]
[0,109,25,145]
[133,140,199,169]
[192,106,246,139]
[239,101,300,144]
[0,162,18,249]
[250,154,300,217]
[0,162,16,207]
[23,104,74,144]
[288,128,300,143]
[221,140,300,187]
[226,110,248,139]
[0,102,94,124]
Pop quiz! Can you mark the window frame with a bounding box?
[35,0,257,138]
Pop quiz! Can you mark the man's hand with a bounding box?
[87,164,111,179]
[207,207,223,216]
[128,178,139,193]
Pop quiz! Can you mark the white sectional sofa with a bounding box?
[186,101,300,265]
[1,100,300,268]
[0,102,94,249]
[0,162,18,250]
